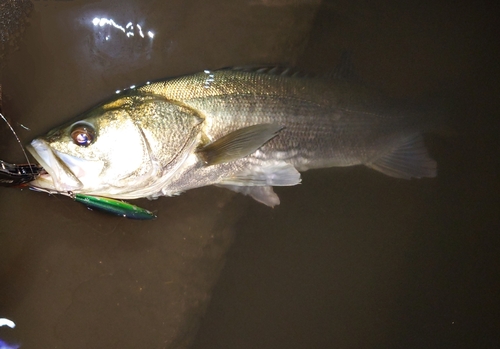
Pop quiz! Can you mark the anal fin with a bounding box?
[217,185,280,207]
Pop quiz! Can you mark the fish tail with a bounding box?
[366,133,437,179]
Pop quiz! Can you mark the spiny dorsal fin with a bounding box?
[223,53,359,80]
[220,66,309,78]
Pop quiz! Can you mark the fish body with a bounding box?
[27,68,436,206]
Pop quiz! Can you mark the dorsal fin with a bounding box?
[329,51,360,81]
[220,66,309,78]
[221,53,360,81]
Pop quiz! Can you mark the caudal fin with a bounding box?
[366,134,437,179]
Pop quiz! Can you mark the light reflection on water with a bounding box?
[0,319,15,329]
[0,318,18,349]
[91,17,155,39]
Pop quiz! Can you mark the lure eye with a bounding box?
[70,123,96,147]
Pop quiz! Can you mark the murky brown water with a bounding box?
[1,0,498,348]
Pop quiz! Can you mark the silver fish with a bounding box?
[27,67,436,206]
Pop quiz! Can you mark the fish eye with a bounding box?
[70,123,96,147]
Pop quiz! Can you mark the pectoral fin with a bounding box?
[196,124,284,166]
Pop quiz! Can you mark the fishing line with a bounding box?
[0,111,35,174]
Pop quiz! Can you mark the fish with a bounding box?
[26,66,437,207]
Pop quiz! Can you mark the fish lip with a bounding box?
[26,139,83,192]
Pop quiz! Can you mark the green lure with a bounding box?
[73,193,156,220]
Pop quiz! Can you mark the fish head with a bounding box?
[27,94,203,198]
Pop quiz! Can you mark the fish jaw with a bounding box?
[26,139,84,192]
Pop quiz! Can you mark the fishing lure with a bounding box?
[71,193,156,220]
[27,187,157,220]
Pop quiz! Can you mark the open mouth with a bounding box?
[26,139,84,192]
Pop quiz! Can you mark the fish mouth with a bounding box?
[26,139,85,192]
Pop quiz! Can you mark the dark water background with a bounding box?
[0,0,499,348]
